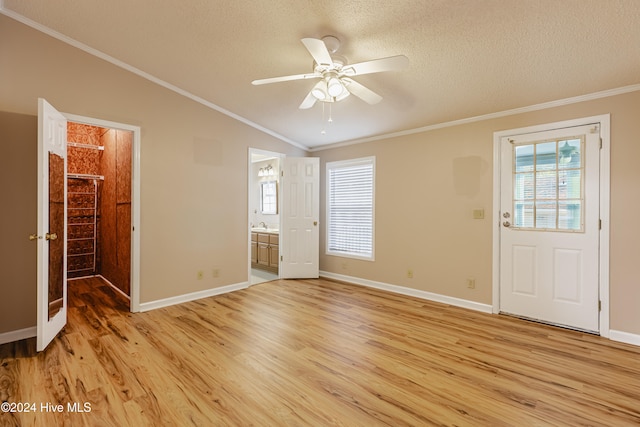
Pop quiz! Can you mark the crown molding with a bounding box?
[0,7,309,151]
[309,83,640,152]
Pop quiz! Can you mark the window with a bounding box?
[512,137,584,231]
[326,157,375,260]
[260,181,277,214]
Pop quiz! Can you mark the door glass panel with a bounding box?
[512,136,584,232]
[536,170,557,199]
[48,152,65,319]
[536,141,557,171]
[558,201,582,230]
[559,169,581,199]
[514,201,534,227]
[559,139,581,169]
[514,173,534,199]
[535,201,557,229]
[515,145,534,172]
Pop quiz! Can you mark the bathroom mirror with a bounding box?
[261,181,278,214]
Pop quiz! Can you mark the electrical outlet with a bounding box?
[212,268,220,278]
[467,278,476,289]
[407,269,413,279]
[197,270,204,280]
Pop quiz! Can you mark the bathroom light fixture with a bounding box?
[258,165,275,177]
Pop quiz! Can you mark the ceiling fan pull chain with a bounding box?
[321,102,326,135]
[328,103,333,124]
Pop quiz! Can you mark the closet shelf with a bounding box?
[68,173,104,180]
[68,142,105,151]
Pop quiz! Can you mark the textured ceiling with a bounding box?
[3,0,640,150]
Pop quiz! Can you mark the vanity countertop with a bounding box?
[251,228,279,234]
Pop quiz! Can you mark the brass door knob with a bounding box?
[29,234,40,241]
[502,221,511,228]
[45,233,58,241]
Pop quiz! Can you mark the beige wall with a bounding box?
[0,15,304,334]
[316,90,640,336]
[0,112,38,333]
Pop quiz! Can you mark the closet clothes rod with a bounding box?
[68,173,104,180]
[68,142,105,150]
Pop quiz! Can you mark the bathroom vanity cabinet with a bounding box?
[251,231,279,273]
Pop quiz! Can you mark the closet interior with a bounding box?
[66,122,132,297]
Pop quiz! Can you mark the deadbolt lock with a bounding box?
[503,212,511,219]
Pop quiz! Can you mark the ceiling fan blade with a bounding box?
[252,73,319,85]
[343,79,383,105]
[343,55,409,76]
[301,38,333,66]
[299,91,318,109]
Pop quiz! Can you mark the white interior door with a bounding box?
[37,98,68,351]
[500,123,600,332]
[280,157,319,279]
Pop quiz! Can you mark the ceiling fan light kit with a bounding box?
[252,35,409,111]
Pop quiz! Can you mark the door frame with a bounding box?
[65,113,142,312]
[247,148,285,284]
[492,114,610,336]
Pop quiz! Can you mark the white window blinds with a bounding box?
[326,157,375,260]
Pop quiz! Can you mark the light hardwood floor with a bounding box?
[1,277,639,426]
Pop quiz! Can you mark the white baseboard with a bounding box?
[139,281,250,312]
[320,271,493,314]
[609,329,640,347]
[96,274,131,300]
[0,327,36,345]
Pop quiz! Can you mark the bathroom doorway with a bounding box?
[248,148,284,285]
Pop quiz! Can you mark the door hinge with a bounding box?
[598,300,602,312]
[599,137,602,149]
[599,219,602,230]
[281,170,284,177]
[280,255,283,261]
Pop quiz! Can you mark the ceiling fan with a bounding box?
[251,36,409,109]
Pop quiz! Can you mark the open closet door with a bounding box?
[280,157,320,279]
[36,98,68,351]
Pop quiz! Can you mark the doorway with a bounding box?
[65,113,141,312]
[492,115,610,335]
[37,99,141,351]
[248,148,284,285]
[66,121,132,303]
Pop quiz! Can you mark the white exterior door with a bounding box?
[280,157,319,279]
[499,123,600,332]
[37,98,68,351]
